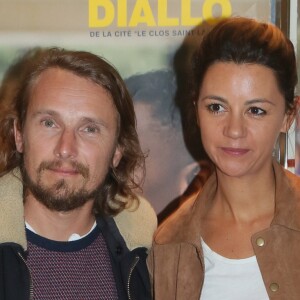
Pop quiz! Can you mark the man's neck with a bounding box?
[24,196,96,241]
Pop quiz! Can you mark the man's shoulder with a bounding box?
[0,168,22,196]
[0,168,27,249]
[113,195,157,251]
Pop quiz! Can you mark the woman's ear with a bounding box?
[14,119,24,153]
[280,98,298,133]
[280,113,295,133]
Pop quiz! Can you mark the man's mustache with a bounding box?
[37,160,90,179]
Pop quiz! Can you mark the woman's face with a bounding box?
[196,62,289,178]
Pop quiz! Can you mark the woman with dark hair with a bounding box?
[149,17,300,299]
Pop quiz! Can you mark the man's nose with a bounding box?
[53,129,78,159]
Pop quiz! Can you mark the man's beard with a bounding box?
[21,160,104,212]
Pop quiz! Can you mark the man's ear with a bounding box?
[14,119,24,153]
[112,145,123,168]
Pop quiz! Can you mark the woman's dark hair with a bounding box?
[192,17,298,112]
[0,47,145,216]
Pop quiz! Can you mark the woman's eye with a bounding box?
[207,103,225,113]
[249,107,266,116]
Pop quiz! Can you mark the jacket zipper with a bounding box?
[18,252,33,300]
[127,256,140,300]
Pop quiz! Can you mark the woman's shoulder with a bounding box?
[154,173,217,245]
[271,162,300,230]
[285,169,300,193]
[154,195,198,244]
[273,160,300,195]
[284,169,300,209]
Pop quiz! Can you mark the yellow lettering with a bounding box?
[158,0,179,26]
[203,0,232,24]
[181,0,203,26]
[118,0,127,27]
[89,0,115,27]
[88,0,230,28]
[129,0,156,27]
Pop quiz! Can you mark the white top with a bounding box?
[200,239,269,300]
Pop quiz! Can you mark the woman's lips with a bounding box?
[221,147,250,156]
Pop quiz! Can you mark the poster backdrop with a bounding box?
[0,0,274,215]
[297,107,300,174]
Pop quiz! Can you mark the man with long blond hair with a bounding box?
[0,47,156,299]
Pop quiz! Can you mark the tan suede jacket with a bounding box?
[148,161,300,300]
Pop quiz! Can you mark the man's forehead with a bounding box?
[30,68,111,101]
[25,68,118,122]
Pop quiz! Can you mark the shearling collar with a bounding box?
[0,168,26,249]
[155,160,300,246]
[113,193,157,251]
[0,168,157,251]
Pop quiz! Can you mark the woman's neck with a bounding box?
[212,165,276,222]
